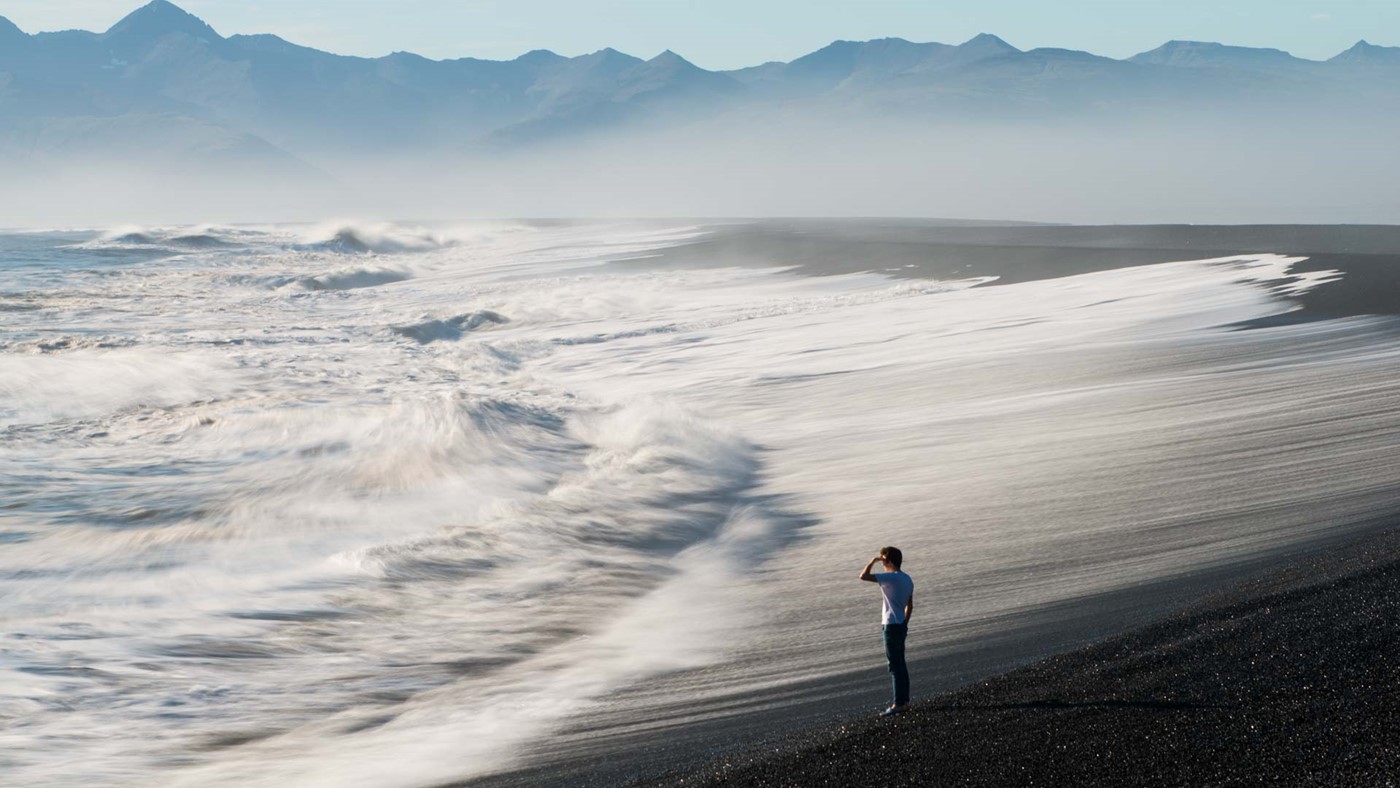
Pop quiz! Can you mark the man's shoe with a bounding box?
[879,705,908,717]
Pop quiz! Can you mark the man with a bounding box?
[859,546,914,716]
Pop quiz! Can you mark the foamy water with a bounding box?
[3,221,1400,786]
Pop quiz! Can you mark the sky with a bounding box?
[1,0,1396,69]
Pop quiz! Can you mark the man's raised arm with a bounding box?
[859,556,881,582]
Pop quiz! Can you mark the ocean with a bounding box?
[3,220,1400,786]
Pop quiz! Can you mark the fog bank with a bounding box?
[4,112,1397,227]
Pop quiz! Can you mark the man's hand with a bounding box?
[859,555,882,582]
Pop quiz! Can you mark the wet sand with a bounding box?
[661,525,1400,786]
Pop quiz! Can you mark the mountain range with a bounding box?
[1,1,1398,205]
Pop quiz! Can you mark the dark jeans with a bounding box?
[883,622,910,706]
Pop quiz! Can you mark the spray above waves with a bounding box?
[85,221,454,256]
[296,222,462,255]
[0,349,242,428]
[275,222,510,290]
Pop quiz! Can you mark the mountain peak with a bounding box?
[576,47,645,69]
[1338,39,1379,55]
[960,33,1018,52]
[1330,39,1400,64]
[104,0,220,42]
[648,49,695,67]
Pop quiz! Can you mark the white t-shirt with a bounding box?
[874,571,914,625]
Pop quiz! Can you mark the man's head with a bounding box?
[879,546,903,570]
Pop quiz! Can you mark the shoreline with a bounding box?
[655,523,1400,786]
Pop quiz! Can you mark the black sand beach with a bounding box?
[472,526,1400,788]
[658,526,1400,787]
[627,220,1400,321]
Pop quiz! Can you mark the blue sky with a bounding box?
[2,0,1395,68]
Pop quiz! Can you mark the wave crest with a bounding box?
[291,266,413,291]
[91,224,240,250]
[297,222,457,254]
[390,311,509,343]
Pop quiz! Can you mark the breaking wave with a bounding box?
[297,222,458,254]
[156,398,804,788]
[390,311,509,343]
[291,266,413,291]
[104,230,158,245]
[166,233,235,249]
[84,225,248,252]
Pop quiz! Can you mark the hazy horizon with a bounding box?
[2,1,1398,226]
[6,113,1398,228]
